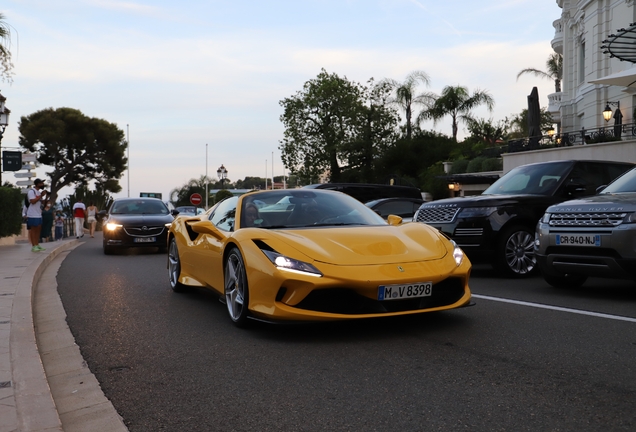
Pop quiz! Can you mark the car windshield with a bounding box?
[241,190,387,228]
[599,167,636,193]
[482,161,572,195]
[110,200,169,215]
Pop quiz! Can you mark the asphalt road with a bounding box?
[56,236,636,432]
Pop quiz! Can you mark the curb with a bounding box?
[10,240,79,432]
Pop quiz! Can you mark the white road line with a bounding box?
[472,294,636,323]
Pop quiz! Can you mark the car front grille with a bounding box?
[454,228,483,236]
[123,226,166,237]
[416,207,460,223]
[548,213,626,227]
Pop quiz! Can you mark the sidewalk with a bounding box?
[0,239,127,432]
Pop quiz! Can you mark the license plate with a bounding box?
[134,237,156,243]
[555,234,600,246]
[378,282,432,301]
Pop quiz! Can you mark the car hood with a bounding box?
[546,192,636,213]
[107,214,174,225]
[419,194,553,209]
[269,224,448,265]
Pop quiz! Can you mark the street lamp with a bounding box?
[217,164,228,189]
[0,91,11,185]
[603,101,620,122]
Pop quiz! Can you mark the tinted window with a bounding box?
[110,199,169,215]
[483,162,572,195]
[373,201,417,218]
[600,167,636,193]
[209,196,238,231]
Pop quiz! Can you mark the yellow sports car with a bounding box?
[167,189,472,326]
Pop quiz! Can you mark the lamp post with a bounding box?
[217,164,228,189]
[0,91,11,186]
[603,101,620,122]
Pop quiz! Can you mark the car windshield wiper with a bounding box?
[311,222,364,227]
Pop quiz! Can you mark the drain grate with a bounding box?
[0,321,9,324]
[0,381,11,388]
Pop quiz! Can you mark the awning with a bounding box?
[588,68,636,87]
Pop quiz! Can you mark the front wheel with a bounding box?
[224,248,250,327]
[494,225,537,278]
[168,238,186,292]
[542,272,587,289]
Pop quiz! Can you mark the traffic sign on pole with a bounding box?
[16,179,34,186]
[13,172,33,178]
[190,193,202,206]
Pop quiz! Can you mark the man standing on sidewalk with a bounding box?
[73,198,86,239]
[26,178,48,252]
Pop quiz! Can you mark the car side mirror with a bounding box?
[97,210,108,218]
[595,185,607,194]
[171,209,180,216]
[188,220,223,238]
[387,214,403,226]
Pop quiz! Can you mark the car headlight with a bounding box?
[261,250,322,277]
[540,212,551,224]
[165,222,172,228]
[106,222,122,231]
[457,207,497,218]
[623,212,636,223]
[451,240,464,266]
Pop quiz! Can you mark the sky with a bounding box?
[1,0,562,202]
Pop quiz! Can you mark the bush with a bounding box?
[214,189,233,204]
[450,159,469,174]
[481,158,503,172]
[0,187,23,238]
[466,157,487,173]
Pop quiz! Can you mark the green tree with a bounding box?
[508,107,554,138]
[0,12,14,83]
[381,70,434,140]
[465,118,510,147]
[279,69,365,183]
[18,107,128,204]
[421,85,495,142]
[170,175,212,207]
[214,189,233,204]
[341,79,400,182]
[517,53,563,93]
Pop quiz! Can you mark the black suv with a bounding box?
[413,160,634,277]
[303,183,422,203]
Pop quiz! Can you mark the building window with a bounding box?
[579,41,586,85]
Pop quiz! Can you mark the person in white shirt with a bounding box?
[72,198,86,239]
[26,178,48,252]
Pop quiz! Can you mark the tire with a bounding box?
[494,225,537,278]
[103,245,114,255]
[224,248,250,327]
[542,272,587,289]
[168,238,186,292]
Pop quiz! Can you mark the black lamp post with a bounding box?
[217,164,228,189]
[0,91,11,186]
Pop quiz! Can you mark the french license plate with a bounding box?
[134,237,156,243]
[555,234,600,246]
[378,282,432,301]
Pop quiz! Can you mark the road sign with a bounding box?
[2,151,21,171]
[13,172,33,178]
[21,153,37,162]
[16,180,34,186]
[190,193,202,205]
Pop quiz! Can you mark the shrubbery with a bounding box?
[0,187,23,238]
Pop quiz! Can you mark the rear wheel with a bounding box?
[494,225,537,278]
[224,248,250,327]
[542,272,587,289]
[168,238,186,292]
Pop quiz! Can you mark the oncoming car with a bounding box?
[167,189,472,327]
[101,198,175,254]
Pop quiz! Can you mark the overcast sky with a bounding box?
[1,0,562,201]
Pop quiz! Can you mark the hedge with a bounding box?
[0,187,23,238]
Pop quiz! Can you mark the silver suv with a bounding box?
[536,166,636,287]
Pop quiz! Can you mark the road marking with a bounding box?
[472,294,636,323]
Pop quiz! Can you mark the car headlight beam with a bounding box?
[262,250,323,277]
[106,222,123,231]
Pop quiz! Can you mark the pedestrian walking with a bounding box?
[86,202,98,237]
[73,198,86,239]
[40,203,54,243]
[54,211,64,240]
[26,178,48,252]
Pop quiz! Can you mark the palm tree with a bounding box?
[381,71,435,140]
[0,13,14,83]
[421,85,495,142]
[517,53,563,93]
